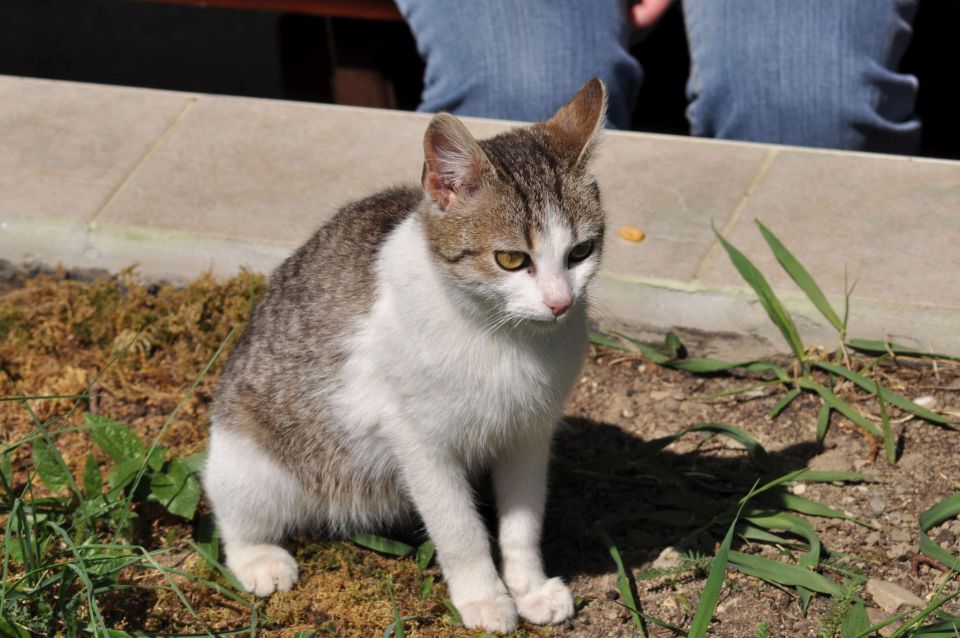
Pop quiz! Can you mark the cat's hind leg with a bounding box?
[203,425,306,596]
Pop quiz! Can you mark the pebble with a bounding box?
[621,408,634,419]
[809,448,853,473]
[604,590,619,601]
[886,543,911,560]
[651,546,684,571]
[888,511,902,525]
[890,529,911,542]
[866,578,925,612]
[870,496,886,514]
[864,531,881,546]
[866,607,899,637]
[913,395,939,410]
[649,390,672,401]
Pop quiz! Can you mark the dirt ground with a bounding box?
[3,265,959,637]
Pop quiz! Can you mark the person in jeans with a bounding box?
[394,0,921,154]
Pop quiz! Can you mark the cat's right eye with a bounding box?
[494,251,530,271]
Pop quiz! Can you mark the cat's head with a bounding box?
[420,78,607,327]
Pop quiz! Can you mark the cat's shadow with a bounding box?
[364,415,821,581]
[537,416,822,580]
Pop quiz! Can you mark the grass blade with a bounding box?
[385,577,405,638]
[755,220,843,333]
[846,339,960,363]
[769,388,801,419]
[713,223,805,360]
[876,380,896,464]
[415,540,435,571]
[687,483,758,638]
[918,492,960,573]
[764,492,873,528]
[796,377,882,437]
[349,533,413,558]
[816,404,832,444]
[728,551,842,596]
[647,422,770,469]
[814,362,955,427]
[597,528,646,636]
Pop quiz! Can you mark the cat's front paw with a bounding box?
[457,594,518,634]
[515,577,575,625]
[227,544,298,597]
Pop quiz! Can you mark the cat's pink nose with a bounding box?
[546,299,571,317]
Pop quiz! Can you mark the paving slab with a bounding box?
[0,76,191,222]
[698,149,960,309]
[95,96,511,243]
[595,134,772,281]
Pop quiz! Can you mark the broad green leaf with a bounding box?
[687,489,753,638]
[1,453,11,489]
[598,529,645,635]
[108,457,144,490]
[846,339,960,363]
[0,619,31,638]
[756,220,843,332]
[419,575,435,599]
[814,362,955,426]
[769,388,801,418]
[796,377,881,437]
[728,551,842,596]
[350,533,413,557]
[442,598,462,625]
[150,459,201,519]
[840,600,871,638]
[415,540,435,571]
[664,331,685,357]
[713,224,805,360]
[85,413,146,464]
[816,404,831,444]
[83,452,102,498]
[196,513,221,563]
[32,438,72,493]
[179,452,206,473]
[918,491,960,572]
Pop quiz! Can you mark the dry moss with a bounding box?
[1,268,543,637]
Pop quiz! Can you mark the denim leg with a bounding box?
[395,0,642,129]
[683,0,921,153]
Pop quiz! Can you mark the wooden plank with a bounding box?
[133,0,403,21]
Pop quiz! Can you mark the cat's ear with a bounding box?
[543,78,607,169]
[422,113,494,211]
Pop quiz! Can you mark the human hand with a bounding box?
[629,0,675,32]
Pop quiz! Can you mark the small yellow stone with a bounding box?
[617,225,645,242]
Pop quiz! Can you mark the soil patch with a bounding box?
[3,265,959,637]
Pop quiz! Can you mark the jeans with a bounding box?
[395,0,921,153]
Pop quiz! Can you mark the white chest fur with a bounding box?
[333,214,587,468]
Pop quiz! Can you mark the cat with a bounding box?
[202,78,607,634]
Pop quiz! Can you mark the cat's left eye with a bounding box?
[568,240,594,265]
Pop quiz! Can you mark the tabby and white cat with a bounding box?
[203,79,607,633]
